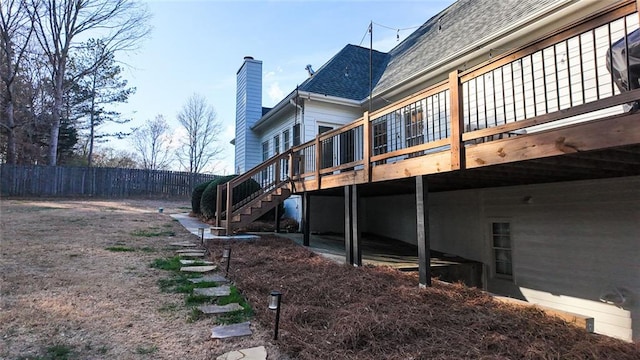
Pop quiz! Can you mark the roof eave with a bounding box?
[251,91,361,131]
[297,91,362,107]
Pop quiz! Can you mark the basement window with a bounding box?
[492,222,513,279]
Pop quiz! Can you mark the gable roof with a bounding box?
[373,0,566,96]
[298,44,389,101]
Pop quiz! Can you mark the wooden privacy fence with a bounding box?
[0,165,219,198]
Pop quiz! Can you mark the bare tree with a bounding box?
[130,115,173,171]
[0,0,33,164]
[176,93,223,174]
[26,0,150,165]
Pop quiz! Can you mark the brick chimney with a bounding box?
[234,56,262,174]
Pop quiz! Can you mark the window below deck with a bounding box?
[491,221,513,280]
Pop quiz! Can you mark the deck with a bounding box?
[219,0,640,239]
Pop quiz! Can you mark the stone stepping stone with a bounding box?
[216,346,267,360]
[188,274,229,283]
[178,252,206,258]
[198,303,243,314]
[193,285,231,297]
[180,259,214,265]
[170,242,198,247]
[175,249,204,254]
[211,321,252,339]
[180,265,216,273]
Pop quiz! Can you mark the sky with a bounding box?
[108,0,456,174]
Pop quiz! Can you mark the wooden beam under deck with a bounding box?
[370,152,451,184]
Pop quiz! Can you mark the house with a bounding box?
[229,0,640,342]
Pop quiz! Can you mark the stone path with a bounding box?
[193,285,231,297]
[198,303,244,314]
[178,252,206,258]
[211,322,253,339]
[180,259,214,265]
[176,249,205,254]
[165,213,266,358]
[170,241,198,247]
[189,274,229,283]
[216,346,267,360]
[180,265,217,273]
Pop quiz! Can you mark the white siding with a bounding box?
[235,59,263,174]
[360,176,639,341]
[302,101,363,143]
[480,176,639,341]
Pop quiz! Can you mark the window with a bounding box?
[372,117,388,164]
[318,125,333,169]
[273,134,280,154]
[283,129,290,150]
[262,141,269,161]
[293,123,301,146]
[491,222,513,279]
[405,103,424,157]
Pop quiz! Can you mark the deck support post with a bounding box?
[274,201,281,233]
[416,175,432,287]
[302,191,311,246]
[449,70,464,171]
[344,184,362,266]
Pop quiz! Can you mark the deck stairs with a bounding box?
[216,150,293,234]
[219,185,291,232]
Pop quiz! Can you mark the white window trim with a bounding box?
[488,218,516,283]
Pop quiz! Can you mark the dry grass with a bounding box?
[213,236,640,360]
[0,199,275,360]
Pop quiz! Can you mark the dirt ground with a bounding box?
[0,199,275,360]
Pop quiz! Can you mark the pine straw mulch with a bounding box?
[207,235,640,360]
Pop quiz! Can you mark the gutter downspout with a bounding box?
[290,86,303,145]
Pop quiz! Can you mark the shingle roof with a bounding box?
[298,44,389,101]
[373,0,565,96]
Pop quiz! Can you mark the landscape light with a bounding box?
[268,290,282,340]
[222,247,231,276]
[198,227,206,245]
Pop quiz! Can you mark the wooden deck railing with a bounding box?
[215,149,292,231]
[291,0,638,188]
[223,0,640,211]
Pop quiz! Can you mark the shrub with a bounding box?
[200,175,237,219]
[191,179,215,215]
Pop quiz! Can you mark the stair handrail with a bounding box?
[221,149,293,233]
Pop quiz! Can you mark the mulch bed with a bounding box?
[207,235,639,360]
